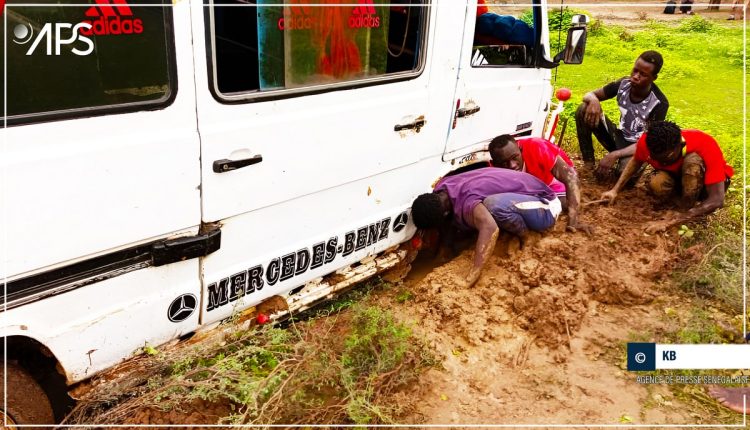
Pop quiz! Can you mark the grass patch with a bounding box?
[66,301,434,426]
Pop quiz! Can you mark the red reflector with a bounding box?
[410,237,422,250]
[257,313,270,324]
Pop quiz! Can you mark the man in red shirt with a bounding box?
[600,121,733,233]
[489,135,592,233]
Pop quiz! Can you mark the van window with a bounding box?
[209,0,427,99]
[1,0,173,123]
[472,0,537,67]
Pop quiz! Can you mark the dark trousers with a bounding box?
[574,103,634,175]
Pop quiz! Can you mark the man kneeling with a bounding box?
[411,168,561,287]
[601,121,733,233]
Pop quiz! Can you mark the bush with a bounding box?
[678,15,715,33]
[520,7,592,31]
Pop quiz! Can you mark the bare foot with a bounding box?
[707,386,749,414]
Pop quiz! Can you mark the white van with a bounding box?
[1,0,586,423]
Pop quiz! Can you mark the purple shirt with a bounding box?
[434,167,555,230]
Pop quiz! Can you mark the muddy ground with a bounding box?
[385,170,710,425]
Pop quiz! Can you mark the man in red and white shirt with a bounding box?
[489,135,592,233]
[601,121,733,233]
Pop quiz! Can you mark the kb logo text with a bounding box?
[13,22,94,56]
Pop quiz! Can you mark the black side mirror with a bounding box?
[552,14,589,65]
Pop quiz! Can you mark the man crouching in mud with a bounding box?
[411,168,561,287]
[600,120,733,233]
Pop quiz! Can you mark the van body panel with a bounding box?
[191,2,467,323]
[443,0,551,160]
[0,0,570,390]
[3,259,200,383]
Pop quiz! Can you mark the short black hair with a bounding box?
[638,50,663,75]
[646,120,682,155]
[412,193,444,229]
[488,134,516,153]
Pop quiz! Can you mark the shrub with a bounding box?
[678,15,715,33]
[520,7,592,31]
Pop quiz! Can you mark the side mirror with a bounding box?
[553,14,589,65]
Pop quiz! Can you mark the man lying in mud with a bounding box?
[488,134,592,234]
[600,120,733,233]
[411,168,561,287]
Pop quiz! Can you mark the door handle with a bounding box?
[457,106,481,118]
[394,117,426,133]
[212,155,263,173]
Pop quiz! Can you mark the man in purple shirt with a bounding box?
[411,168,561,287]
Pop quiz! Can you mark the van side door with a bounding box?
[191,1,443,323]
[443,0,551,160]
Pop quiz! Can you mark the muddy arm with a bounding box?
[645,182,726,233]
[551,156,592,233]
[598,144,636,173]
[601,157,645,203]
[463,203,499,287]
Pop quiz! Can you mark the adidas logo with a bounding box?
[349,0,380,29]
[351,0,376,15]
[80,0,143,36]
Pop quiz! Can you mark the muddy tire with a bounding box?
[0,362,55,425]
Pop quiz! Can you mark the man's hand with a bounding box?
[583,99,603,128]
[600,189,618,204]
[644,219,674,234]
[566,220,594,234]
[457,266,482,288]
[597,153,617,176]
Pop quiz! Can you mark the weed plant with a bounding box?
[65,299,434,426]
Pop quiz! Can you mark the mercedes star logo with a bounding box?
[168,294,197,323]
[393,212,409,233]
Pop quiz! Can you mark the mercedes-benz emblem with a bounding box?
[393,212,409,233]
[168,294,197,323]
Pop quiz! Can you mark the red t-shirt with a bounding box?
[517,137,574,188]
[477,0,489,16]
[634,129,734,185]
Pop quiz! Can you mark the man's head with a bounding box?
[646,120,683,165]
[631,50,663,89]
[489,134,524,171]
[412,191,451,229]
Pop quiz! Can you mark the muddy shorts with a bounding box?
[483,193,562,237]
[647,153,730,203]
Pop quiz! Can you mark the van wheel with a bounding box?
[0,362,55,426]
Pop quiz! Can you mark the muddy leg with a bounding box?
[680,152,706,206]
[647,170,676,200]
